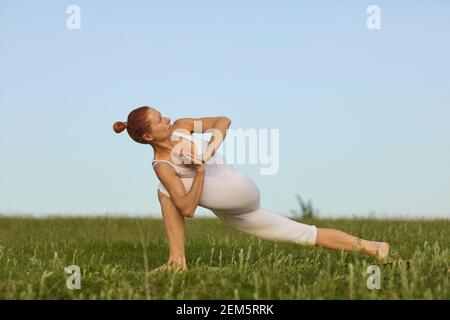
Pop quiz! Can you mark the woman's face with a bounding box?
[143,107,172,142]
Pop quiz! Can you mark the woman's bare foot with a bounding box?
[374,242,390,261]
[150,261,187,274]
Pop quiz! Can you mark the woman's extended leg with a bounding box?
[213,208,390,260]
[152,190,188,272]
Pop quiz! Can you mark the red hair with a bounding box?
[113,106,152,144]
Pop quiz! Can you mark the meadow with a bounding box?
[0,216,448,299]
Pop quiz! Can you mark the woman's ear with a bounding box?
[142,133,153,142]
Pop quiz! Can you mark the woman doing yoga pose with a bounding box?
[113,106,390,272]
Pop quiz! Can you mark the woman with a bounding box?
[113,106,390,272]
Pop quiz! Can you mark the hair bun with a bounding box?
[113,121,127,133]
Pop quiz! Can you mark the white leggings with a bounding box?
[158,169,317,246]
[211,208,317,246]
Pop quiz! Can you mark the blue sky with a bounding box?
[1,0,449,218]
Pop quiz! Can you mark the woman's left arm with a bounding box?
[172,116,232,162]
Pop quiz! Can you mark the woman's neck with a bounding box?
[151,137,176,160]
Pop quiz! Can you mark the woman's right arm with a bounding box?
[154,164,205,218]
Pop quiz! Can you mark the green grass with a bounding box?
[0,216,448,299]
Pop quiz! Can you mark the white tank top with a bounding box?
[151,130,234,178]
